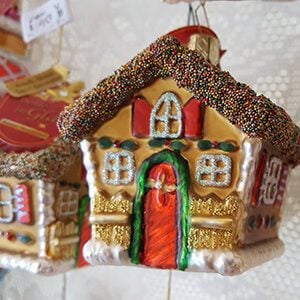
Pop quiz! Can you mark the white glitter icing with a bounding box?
[102,151,135,185]
[150,92,182,138]
[195,154,231,187]
[80,139,100,239]
[38,180,55,257]
[80,140,98,203]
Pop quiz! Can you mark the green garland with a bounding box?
[130,149,191,270]
[74,195,90,266]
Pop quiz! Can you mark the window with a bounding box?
[58,190,79,217]
[102,151,135,185]
[150,92,182,139]
[0,183,14,223]
[196,154,232,187]
[259,156,282,205]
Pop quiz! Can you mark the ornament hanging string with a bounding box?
[54,26,64,65]
[194,0,210,28]
[187,4,196,26]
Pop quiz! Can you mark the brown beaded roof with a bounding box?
[57,35,300,166]
[0,138,81,181]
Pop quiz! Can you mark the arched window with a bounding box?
[150,92,182,139]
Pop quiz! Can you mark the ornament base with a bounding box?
[187,238,284,275]
[0,251,74,275]
[84,238,284,276]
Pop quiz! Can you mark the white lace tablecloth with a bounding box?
[1,1,300,299]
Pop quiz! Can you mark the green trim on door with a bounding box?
[130,149,191,270]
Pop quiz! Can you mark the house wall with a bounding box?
[0,177,39,255]
[43,158,86,260]
[82,78,248,253]
[90,78,245,201]
[238,140,290,244]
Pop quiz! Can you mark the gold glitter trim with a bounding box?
[191,216,233,229]
[90,213,130,225]
[94,224,131,249]
[92,191,132,248]
[190,193,241,217]
[188,193,243,250]
[188,227,233,249]
[93,191,133,214]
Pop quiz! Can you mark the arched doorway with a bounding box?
[142,162,178,269]
[130,149,190,270]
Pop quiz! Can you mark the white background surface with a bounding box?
[1,0,300,299]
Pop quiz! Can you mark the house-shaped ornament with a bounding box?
[58,35,300,275]
[0,91,89,274]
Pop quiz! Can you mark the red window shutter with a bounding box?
[182,97,203,138]
[251,151,268,207]
[132,96,152,137]
[15,184,32,224]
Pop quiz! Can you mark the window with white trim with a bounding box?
[0,183,14,223]
[58,190,79,217]
[102,151,135,185]
[196,154,232,187]
[259,156,282,205]
[150,92,182,138]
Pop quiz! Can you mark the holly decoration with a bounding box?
[98,137,139,151]
[98,137,114,149]
[148,139,166,148]
[197,140,237,152]
[148,138,187,152]
[170,140,186,151]
[120,140,139,151]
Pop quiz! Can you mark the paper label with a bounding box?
[21,0,72,42]
[6,65,69,97]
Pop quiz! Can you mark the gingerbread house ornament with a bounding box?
[0,91,89,274]
[58,35,300,275]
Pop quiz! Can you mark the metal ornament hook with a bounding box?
[187,4,196,26]
[194,0,210,28]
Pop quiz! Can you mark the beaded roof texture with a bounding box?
[0,138,80,181]
[57,35,300,166]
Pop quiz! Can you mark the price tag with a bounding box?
[21,0,72,43]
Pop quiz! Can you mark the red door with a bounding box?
[142,163,179,269]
